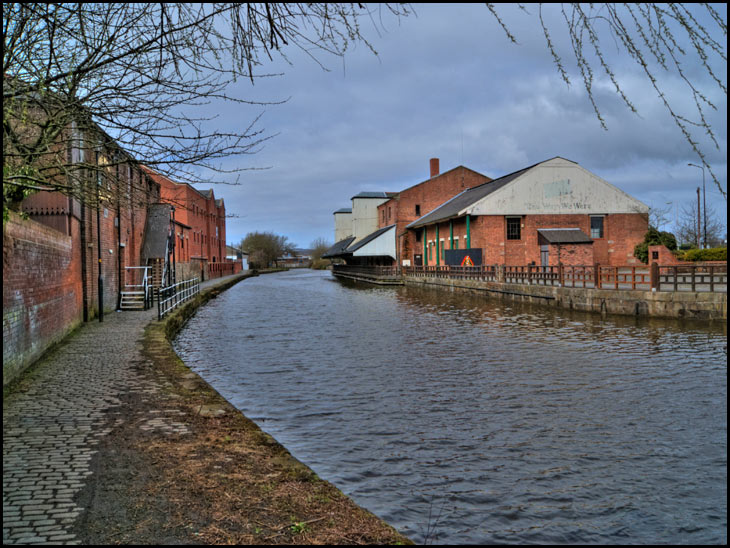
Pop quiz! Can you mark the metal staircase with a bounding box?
[120,266,151,310]
[120,210,174,311]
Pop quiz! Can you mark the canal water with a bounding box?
[174,269,727,544]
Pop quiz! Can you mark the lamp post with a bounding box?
[687,163,706,248]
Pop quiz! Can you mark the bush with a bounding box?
[634,227,678,264]
[679,247,727,262]
[310,258,331,270]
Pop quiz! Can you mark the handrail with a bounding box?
[125,266,152,309]
[157,277,200,320]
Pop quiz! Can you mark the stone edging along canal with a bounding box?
[142,271,413,545]
[403,275,727,321]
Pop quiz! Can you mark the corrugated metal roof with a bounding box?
[350,191,398,200]
[141,203,172,261]
[537,228,593,244]
[347,224,395,253]
[322,236,356,258]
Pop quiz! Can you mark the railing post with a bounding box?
[594,264,601,289]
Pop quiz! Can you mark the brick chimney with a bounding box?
[430,158,440,178]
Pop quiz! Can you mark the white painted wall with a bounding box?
[467,158,648,216]
[351,197,390,243]
[352,225,397,259]
[334,211,353,242]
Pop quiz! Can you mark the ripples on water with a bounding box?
[174,269,727,544]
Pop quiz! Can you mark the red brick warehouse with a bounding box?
[407,157,649,268]
[377,158,492,266]
[143,167,230,281]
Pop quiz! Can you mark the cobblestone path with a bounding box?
[3,275,241,545]
[3,307,158,545]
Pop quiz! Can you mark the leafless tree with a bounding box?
[3,3,412,214]
[487,3,727,199]
[675,201,726,247]
[241,231,295,268]
[310,237,332,261]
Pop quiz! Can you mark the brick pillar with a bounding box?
[650,262,659,291]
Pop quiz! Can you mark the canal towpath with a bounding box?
[3,272,411,545]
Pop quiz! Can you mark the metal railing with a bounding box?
[124,266,153,309]
[157,277,200,320]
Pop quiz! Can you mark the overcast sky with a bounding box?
[193,4,727,249]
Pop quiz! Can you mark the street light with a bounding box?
[687,162,706,248]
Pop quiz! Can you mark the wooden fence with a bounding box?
[334,263,727,293]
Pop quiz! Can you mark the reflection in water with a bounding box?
[174,270,727,544]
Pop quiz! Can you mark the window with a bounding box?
[507,217,521,240]
[416,231,422,243]
[591,216,604,238]
[453,239,459,249]
[415,204,421,216]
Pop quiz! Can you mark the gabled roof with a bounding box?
[406,156,649,228]
[407,163,536,229]
[389,165,491,200]
[142,165,219,204]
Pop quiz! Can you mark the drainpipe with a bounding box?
[436,224,440,266]
[171,206,177,285]
[466,214,471,249]
[450,220,454,249]
[423,227,427,266]
[96,149,103,322]
[80,172,89,322]
[116,159,122,311]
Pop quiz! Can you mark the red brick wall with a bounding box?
[379,165,490,264]
[547,243,594,266]
[150,169,227,265]
[4,170,158,385]
[3,213,83,385]
[416,212,647,267]
[22,163,158,318]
